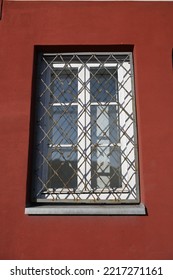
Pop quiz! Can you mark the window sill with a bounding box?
[25,203,146,215]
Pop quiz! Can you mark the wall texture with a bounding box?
[0,1,173,260]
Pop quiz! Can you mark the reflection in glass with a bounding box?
[48,149,77,189]
[51,69,78,103]
[91,105,119,144]
[91,147,121,189]
[50,106,77,145]
[90,68,118,103]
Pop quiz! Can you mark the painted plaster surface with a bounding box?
[0,1,173,259]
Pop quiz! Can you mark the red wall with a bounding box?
[0,1,173,260]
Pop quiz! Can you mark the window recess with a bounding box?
[26,52,145,215]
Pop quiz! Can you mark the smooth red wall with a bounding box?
[0,2,173,260]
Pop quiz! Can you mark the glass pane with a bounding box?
[48,149,77,189]
[90,68,118,103]
[51,69,78,103]
[91,104,121,189]
[91,105,120,144]
[91,146,121,189]
[50,106,77,145]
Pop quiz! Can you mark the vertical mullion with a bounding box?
[85,66,91,190]
[77,65,86,191]
[77,65,92,192]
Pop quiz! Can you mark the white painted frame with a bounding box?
[45,61,135,200]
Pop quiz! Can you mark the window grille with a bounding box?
[32,52,139,204]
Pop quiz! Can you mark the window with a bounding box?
[26,52,145,215]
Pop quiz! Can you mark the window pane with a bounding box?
[50,106,77,145]
[48,149,77,189]
[91,105,120,144]
[51,69,78,103]
[90,68,118,103]
[91,105,121,189]
[91,146,121,189]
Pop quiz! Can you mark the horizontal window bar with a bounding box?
[52,103,78,106]
[52,102,118,106]
[49,144,75,148]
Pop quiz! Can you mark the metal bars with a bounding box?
[32,53,139,204]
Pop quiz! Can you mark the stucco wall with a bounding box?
[0,1,173,259]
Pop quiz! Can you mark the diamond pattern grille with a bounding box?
[33,53,139,203]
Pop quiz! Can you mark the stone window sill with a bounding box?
[25,203,146,215]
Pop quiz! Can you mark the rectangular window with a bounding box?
[26,52,145,215]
